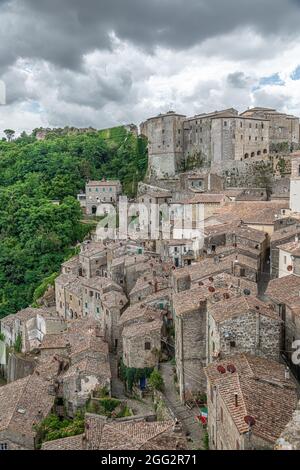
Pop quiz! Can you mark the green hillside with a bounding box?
[0,128,148,317]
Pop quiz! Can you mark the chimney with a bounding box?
[234,393,238,407]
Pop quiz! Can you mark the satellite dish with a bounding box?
[244,415,256,427]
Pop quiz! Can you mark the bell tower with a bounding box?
[290,152,300,213]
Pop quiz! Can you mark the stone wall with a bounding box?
[175,302,207,402]
[6,353,36,383]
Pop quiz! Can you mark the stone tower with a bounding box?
[140,111,186,180]
[290,152,300,213]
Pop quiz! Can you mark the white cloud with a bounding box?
[1,2,300,134]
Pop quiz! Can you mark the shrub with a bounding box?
[148,368,164,392]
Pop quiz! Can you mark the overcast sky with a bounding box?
[0,0,300,133]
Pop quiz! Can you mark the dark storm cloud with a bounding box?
[227,72,250,89]
[1,0,300,71]
[1,0,300,131]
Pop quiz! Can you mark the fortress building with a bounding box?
[141,108,299,180]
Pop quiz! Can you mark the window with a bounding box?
[249,123,252,128]
[249,136,251,141]
[230,341,236,348]
[224,121,227,127]
[96,188,98,192]
[262,123,264,129]
[0,443,8,450]
[145,342,151,350]
[240,122,243,128]
[200,138,203,143]
[97,307,100,314]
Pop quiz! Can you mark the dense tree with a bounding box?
[3,129,15,142]
[0,128,148,317]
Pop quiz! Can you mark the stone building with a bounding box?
[266,274,300,379]
[61,255,80,276]
[79,241,107,278]
[140,111,186,179]
[241,108,300,149]
[55,274,83,319]
[78,179,122,215]
[141,108,273,180]
[179,172,223,193]
[173,273,258,402]
[278,237,300,278]
[0,374,55,450]
[81,277,124,319]
[122,319,163,370]
[205,354,298,450]
[129,273,168,304]
[0,307,65,353]
[207,296,281,363]
[270,223,300,278]
[157,239,197,268]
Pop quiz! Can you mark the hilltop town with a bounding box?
[1,106,300,451]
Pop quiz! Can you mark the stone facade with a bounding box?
[140,111,186,179]
[207,296,281,363]
[241,108,300,149]
[122,319,163,369]
[141,107,284,180]
[79,180,122,215]
[205,355,298,450]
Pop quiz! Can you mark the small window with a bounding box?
[145,342,151,350]
[230,341,236,348]
[224,121,227,127]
